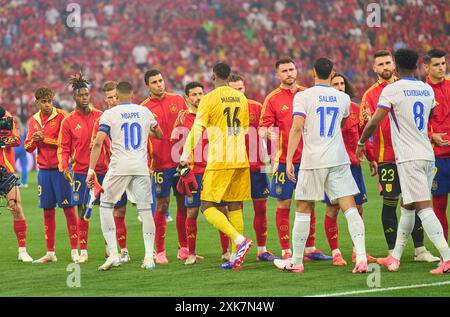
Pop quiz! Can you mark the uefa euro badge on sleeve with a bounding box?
[83,174,104,221]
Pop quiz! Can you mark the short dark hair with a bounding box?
[116,81,133,95]
[184,81,204,96]
[213,62,231,80]
[144,69,162,85]
[394,49,418,71]
[275,57,295,69]
[229,73,244,83]
[314,57,334,80]
[35,87,55,100]
[331,73,354,99]
[423,49,446,64]
[102,80,117,92]
[373,50,392,60]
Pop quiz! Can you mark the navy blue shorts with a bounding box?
[71,173,127,208]
[38,169,73,209]
[153,168,181,198]
[251,172,269,199]
[269,163,300,200]
[432,157,450,195]
[323,165,368,205]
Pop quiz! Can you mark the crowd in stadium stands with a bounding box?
[1,0,449,119]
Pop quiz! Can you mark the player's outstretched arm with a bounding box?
[87,131,107,186]
[286,115,304,182]
[179,121,204,165]
[357,108,388,160]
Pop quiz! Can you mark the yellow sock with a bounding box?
[204,207,240,241]
[228,209,244,252]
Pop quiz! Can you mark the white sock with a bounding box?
[418,208,450,261]
[139,208,155,259]
[18,247,27,253]
[332,249,341,257]
[305,246,316,253]
[392,208,415,260]
[414,246,426,255]
[257,246,267,253]
[234,235,245,246]
[344,207,366,263]
[80,249,88,256]
[291,213,310,267]
[47,251,55,257]
[100,203,119,258]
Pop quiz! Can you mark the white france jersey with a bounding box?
[98,103,158,175]
[293,84,351,169]
[377,78,435,163]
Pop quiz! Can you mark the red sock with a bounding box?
[276,208,290,250]
[44,208,56,252]
[433,195,448,241]
[154,211,167,253]
[219,231,229,254]
[77,218,89,250]
[13,219,27,248]
[176,206,187,248]
[253,200,267,247]
[63,207,78,250]
[306,209,316,248]
[114,216,127,249]
[324,215,339,251]
[186,217,197,255]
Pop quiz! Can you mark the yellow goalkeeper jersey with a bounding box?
[195,85,250,170]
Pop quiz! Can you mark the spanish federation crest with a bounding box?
[386,184,392,193]
[276,186,282,195]
[156,185,162,194]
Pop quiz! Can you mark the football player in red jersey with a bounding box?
[424,49,450,242]
[141,70,188,264]
[229,74,276,261]
[259,57,331,261]
[58,73,109,263]
[25,87,78,263]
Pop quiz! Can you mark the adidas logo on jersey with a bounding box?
[281,105,289,112]
[75,124,82,130]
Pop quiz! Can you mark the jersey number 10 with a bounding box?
[121,122,142,150]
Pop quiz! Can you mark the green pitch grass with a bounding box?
[0,166,448,297]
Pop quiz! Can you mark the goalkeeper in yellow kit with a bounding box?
[178,62,253,270]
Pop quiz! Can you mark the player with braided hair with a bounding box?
[57,72,108,263]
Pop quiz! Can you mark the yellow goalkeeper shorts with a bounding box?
[201,168,251,203]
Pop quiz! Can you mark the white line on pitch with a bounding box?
[306,281,450,297]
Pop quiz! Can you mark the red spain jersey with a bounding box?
[173,110,208,175]
[25,107,67,169]
[359,80,395,163]
[427,77,450,158]
[247,99,265,172]
[57,107,108,174]
[0,111,20,173]
[343,102,374,166]
[141,93,187,170]
[259,85,306,166]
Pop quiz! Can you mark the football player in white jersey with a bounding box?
[87,81,163,271]
[357,49,450,274]
[274,58,368,274]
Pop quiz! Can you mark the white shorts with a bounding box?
[100,173,153,206]
[295,164,359,202]
[397,160,434,205]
